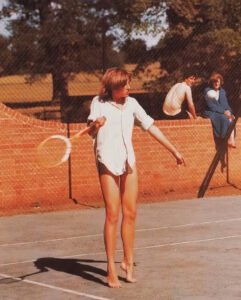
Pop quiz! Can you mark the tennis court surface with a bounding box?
[1,195,241,300]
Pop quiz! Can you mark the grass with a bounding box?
[0,63,162,103]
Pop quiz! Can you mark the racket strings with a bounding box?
[37,135,71,168]
[36,125,92,168]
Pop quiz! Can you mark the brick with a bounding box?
[0,102,240,215]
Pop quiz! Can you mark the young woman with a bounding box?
[204,72,235,147]
[204,72,236,170]
[87,67,185,288]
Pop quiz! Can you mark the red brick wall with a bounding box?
[0,102,240,215]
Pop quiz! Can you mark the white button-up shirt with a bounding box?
[88,96,154,175]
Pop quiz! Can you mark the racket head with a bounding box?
[36,135,71,168]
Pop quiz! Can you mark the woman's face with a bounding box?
[212,79,221,90]
[112,81,130,102]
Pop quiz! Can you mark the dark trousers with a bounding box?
[164,110,189,120]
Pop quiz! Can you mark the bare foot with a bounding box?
[107,273,122,288]
[120,261,137,283]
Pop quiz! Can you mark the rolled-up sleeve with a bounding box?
[133,99,154,130]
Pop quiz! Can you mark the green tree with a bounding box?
[153,0,241,110]
[119,38,149,64]
[0,35,13,75]
[1,0,163,102]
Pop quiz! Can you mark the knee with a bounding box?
[123,209,137,224]
[220,115,229,125]
[106,210,119,225]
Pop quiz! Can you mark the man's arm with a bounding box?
[186,87,197,119]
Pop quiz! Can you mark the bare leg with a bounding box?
[120,165,138,283]
[228,118,236,148]
[228,130,236,147]
[98,164,122,288]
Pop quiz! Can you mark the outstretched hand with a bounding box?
[174,151,186,166]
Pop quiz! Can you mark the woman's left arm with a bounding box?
[147,124,185,165]
[221,89,232,111]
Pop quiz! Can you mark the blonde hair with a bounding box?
[209,72,224,86]
[99,68,131,101]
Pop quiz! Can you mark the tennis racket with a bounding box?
[36,118,105,168]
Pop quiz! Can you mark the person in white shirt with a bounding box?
[163,72,198,119]
[87,67,185,288]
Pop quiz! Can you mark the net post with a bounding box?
[198,100,241,198]
[66,122,72,200]
[66,122,78,204]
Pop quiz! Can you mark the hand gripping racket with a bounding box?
[36,118,105,168]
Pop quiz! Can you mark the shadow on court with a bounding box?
[1,195,241,299]
[22,258,109,287]
[0,259,110,287]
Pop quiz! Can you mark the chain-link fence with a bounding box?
[0,0,241,215]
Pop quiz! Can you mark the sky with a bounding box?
[0,22,8,36]
[0,0,164,48]
[0,0,8,36]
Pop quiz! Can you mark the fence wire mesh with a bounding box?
[0,0,241,215]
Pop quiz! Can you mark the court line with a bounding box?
[0,272,111,300]
[0,234,102,247]
[1,233,241,267]
[2,216,241,247]
[136,216,241,232]
[133,233,241,251]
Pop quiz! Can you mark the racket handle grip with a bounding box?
[77,126,92,136]
[75,117,106,138]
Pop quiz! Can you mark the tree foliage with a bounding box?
[129,0,241,115]
[155,0,241,110]
[1,0,162,101]
[0,35,13,75]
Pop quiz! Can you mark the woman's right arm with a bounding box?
[87,117,106,137]
[87,97,106,137]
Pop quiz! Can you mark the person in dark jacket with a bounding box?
[204,72,236,170]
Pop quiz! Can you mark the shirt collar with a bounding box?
[109,97,129,110]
